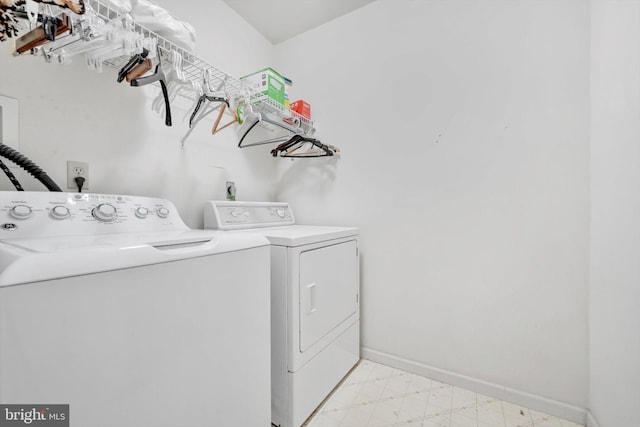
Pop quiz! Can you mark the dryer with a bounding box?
[0,191,271,427]
[204,201,360,427]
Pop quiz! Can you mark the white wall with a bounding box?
[274,0,590,417]
[589,1,640,426]
[7,1,638,424]
[0,1,275,228]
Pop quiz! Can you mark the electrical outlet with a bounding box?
[226,181,236,200]
[67,161,89,191]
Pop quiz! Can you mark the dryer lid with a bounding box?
[244,225,358,247]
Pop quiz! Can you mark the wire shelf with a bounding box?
[83,0,316,140]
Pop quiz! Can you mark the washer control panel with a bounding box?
[204,201,295,230]
[0,192,187,238]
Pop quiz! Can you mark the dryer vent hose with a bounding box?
[0,143,62,192]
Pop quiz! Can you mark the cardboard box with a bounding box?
[291,100,311,119]
[241,67,286,106]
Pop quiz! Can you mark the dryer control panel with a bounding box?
[204,201,295,230]
[0,191,187,239]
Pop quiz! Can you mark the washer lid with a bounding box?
[0,230,221,253]
[237,225,358,247]
[0,231,269,287]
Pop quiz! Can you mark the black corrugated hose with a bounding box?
[0,143,62,192]
[0,158,24,191]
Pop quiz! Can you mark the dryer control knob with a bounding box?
[276,208,286,218]
[156,207,170,219]
[10,205,33,219]
[92,203,117,222]
[135,207,149,219]
[50,205,70,220]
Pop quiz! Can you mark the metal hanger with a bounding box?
[237,105,305,148]
[271,135,338,158]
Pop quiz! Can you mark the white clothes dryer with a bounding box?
[0,191,271,427]
[204,201,360,427]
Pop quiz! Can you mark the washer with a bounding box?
[0,191,271,427]
[204,201,360,427]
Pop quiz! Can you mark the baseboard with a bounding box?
[361,347,587,425]
[586,411,601,427]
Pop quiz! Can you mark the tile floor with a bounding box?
[304,360,584,427]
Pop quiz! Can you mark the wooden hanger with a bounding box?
[117,48,149,82]
[212,103,237,135]
[15,14,70,53]
[125,58,152,82]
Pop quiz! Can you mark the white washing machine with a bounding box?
[204,201,360,427]
[0,191,271,427]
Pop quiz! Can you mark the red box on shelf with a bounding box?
[291,100,311,119]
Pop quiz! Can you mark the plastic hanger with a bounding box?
[185,70,230,129]
[180,102,217,147]
[37,7,125,65]
[149,47,193,117]
[84,17,140,72]
[130,47,171,126]
[236,103,265,147]
[189,94,229,128]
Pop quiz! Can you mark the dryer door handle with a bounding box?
[306,283,317,315]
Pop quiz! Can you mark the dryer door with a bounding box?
[299,240,358,352]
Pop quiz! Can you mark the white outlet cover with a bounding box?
[67,161,89,190]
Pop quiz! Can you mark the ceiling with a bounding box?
[221,0,377,44]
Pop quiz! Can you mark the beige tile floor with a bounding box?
[304,360,584,427]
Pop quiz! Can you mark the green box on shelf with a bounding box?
[240,67,286,106]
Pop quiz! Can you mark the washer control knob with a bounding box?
[50,205,70,220]
[156,207,170,219]
[92,203,117,222]
[276,208,286,218]
[135,207,149,219]
[10,205,33,219]
[231,210,242,218]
